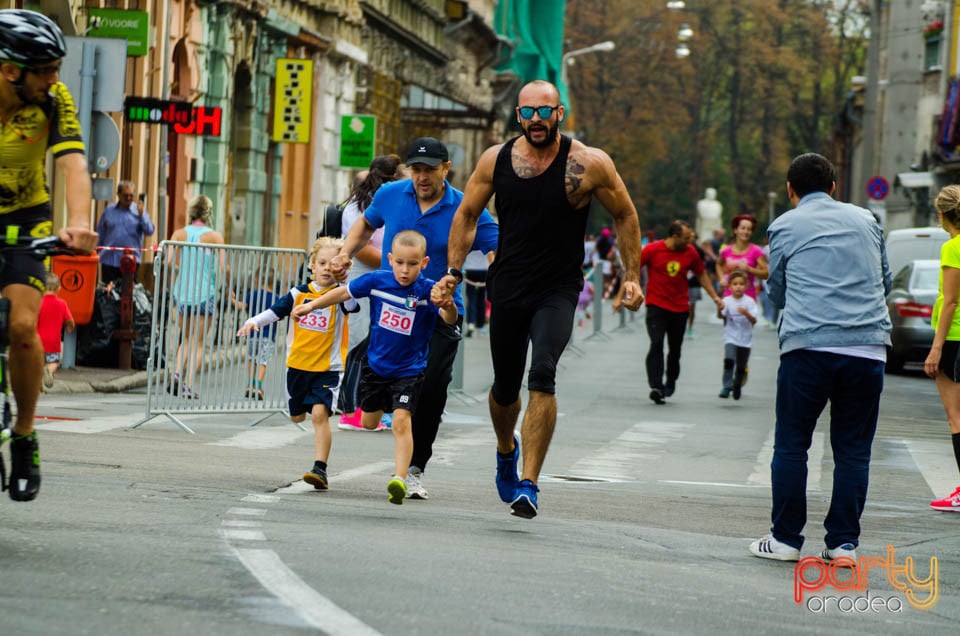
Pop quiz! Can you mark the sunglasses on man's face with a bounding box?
[518,105,559,120]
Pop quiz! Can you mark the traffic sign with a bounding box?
[339,115,376,168]
[867,175,890,200]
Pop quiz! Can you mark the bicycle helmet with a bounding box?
[0,9,67,65]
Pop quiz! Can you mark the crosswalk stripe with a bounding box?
[904,439,958,499]
[748,429,824,491]
[571,421,693,480]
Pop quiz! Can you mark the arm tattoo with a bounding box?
[565,157,585,194]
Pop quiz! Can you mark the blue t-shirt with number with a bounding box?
[348,270,439,378]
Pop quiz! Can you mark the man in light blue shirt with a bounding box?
[750,153,892,565]
[97,181,156,284]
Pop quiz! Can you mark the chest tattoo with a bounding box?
[512,153,538,179]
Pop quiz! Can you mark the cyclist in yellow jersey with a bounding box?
[0,9,98,501]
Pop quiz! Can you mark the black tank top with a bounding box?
[488,134,590,305]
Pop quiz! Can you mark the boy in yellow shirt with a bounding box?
[238,237,355,490]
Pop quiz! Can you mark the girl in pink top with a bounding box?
[716,213,768,300]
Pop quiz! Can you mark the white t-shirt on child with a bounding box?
[722,294,758,347]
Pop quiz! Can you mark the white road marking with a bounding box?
[220,529,266,541]
[747,429,824,491]
[243,494,279,503]
[660,480,765,488]
[207,428,310,449]
[905,439,958,499]
[222,519,262,528]
[228,507,268,516]
[232,547,382,635]
[570,421,692,480]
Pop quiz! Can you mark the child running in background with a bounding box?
[242,270,277,400]
[292,230,457,505]
[237,237,357,491]
[37,272,75,390]
[576,271,594,328]
[717,271,757,400]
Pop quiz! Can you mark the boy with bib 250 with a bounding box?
[293,230,456,504]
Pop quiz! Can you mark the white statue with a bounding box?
[696,187,723,240]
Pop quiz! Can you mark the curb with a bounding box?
[46,371,149,394]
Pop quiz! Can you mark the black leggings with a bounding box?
[489,292,576,405]
[410,317,462,472]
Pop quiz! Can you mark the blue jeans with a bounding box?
[771,350,884,550]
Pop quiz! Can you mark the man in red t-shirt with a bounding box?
[640,220,723,404]
[37,272,75,390]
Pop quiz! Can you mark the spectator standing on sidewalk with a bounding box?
[640,220,724,405]
[750,152,891,563]
[241,269,277,400]
[97,181,155,285]
[238,237,357,492]
[437,80,644,519]
[924,184,960,512]
[168,194,225,399]
[333,137,499,500]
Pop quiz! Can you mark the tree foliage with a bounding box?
[564,0,869,236]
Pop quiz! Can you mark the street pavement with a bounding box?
[2,300,959,635]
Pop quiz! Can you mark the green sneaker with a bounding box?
[387,475,406,505]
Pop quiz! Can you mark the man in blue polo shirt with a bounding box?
[333,137,499,500]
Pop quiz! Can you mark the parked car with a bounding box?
[886,226,948,278]
[886,259,940,373]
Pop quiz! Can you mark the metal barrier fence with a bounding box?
[131,241,308,433]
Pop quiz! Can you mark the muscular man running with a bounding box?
[435,80,644,518]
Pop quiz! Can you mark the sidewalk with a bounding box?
[46,365,147,394]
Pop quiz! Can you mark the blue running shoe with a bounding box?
[510,479,539,519]
[496,432,521,503]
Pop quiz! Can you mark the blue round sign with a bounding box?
[867,176,889,201]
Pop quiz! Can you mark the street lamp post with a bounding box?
[561,41,615,138]
[767,191,777,224]
[561,40,616,90]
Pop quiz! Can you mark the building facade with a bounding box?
[21,0,509,265]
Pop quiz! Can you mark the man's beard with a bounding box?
[16,84,49,106]
[522,122,559,148]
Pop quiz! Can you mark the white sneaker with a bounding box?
[405,467,428,500]
[821,543,857,566]
[749,534,800,561]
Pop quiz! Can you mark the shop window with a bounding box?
[926,36,941,70]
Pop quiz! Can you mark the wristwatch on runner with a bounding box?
[445,267,464,283]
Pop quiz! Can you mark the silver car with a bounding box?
[886,259,940,373]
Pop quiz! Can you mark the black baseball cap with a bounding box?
[406,137,449,167]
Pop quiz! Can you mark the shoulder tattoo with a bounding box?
[565,156,586,194]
